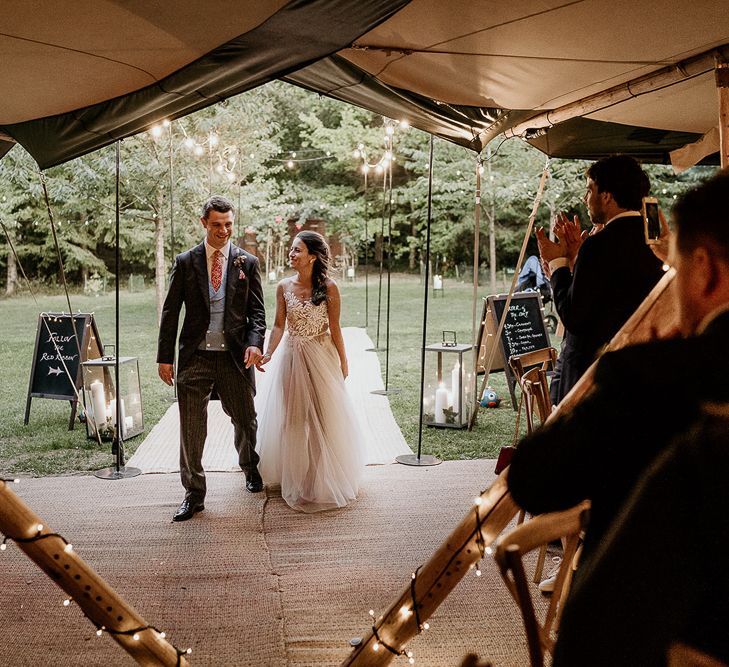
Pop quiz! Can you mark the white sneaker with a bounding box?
[538,556,562,594]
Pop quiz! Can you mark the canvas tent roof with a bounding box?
[1,0,728,168]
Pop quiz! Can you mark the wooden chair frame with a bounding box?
[494,501,590,667]
[508,347,558,580]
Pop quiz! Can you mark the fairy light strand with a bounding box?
[359,488,496,663]
[0,508,192,661]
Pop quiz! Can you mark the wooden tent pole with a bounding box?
[342,474,519,666]
[343,268,678,667]
[472,160,482,356]
[468,160,550,429]
[0,480,189,666]
[717,56,729,168]
[496,44,729,142]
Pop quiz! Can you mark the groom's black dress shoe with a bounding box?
[172,497,205,522]
[245,470,264,493]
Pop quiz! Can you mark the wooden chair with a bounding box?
[508,347,558,581]
[508,347,557,432]
[494,500,590,667]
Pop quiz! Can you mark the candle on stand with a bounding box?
[89,380,106,430]
[434,383,449,424]
[451,363,461,415]
[124,415,134,438]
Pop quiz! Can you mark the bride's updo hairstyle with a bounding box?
[296,230,331,305]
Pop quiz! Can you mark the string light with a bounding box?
[0,482,192,663]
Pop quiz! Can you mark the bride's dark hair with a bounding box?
[296,231,331,305]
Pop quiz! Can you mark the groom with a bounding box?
[157,195,266,522]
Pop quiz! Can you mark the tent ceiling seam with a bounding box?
[0,31,158,82]
[348,0,589,79]
[348,45,675,67]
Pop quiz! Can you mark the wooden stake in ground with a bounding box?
[0,479,190,666]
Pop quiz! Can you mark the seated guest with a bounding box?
[508,170,729,564]
[553,409,729,666]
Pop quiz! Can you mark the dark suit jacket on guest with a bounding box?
[508,311,729,561]
[551,213,663,402]
[554,413,729,666]
[157,242,266,384]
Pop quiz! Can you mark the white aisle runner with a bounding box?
[127,327,412,472]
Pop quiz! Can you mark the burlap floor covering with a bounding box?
[1,462,548,666]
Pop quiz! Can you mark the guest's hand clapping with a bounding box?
[553,212,586,269]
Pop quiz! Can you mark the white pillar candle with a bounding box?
[434,384,448,424]
[124,415,134,437]
[89,381,106,430]
[451,363,461,415]
[433,275,442,290]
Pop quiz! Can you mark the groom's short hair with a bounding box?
[202,195,235,219]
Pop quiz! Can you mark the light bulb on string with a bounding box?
[162,119,170,127]
[209,133,219,146]
[385,125,394,136]
[399,119,410,129]
[215,164,224,174]
[287,160,295,169]
[353,149,361,159]
[184,137,194,149]
[150,125,163,138]
[226,172,236,183]
[194,145,204,156]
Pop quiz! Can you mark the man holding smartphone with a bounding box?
[537,155,664,405]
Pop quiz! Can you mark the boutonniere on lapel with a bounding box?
[233,255,246,281]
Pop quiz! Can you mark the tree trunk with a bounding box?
[408,221,417,270]
[5,233,17,296]
[374,233,383,264]
[154,211,166,325]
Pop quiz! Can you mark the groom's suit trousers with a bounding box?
[177,349,258,499]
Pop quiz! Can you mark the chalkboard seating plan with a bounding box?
[24,313,103,429]
[477,292,552,409]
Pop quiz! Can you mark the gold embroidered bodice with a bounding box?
[284,287,329,339]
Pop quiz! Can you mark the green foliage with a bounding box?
[0,80,719,289]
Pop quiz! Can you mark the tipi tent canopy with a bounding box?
[1,0,728,168]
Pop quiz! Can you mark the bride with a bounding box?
[256,230,364,512]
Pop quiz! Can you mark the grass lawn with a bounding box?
[0,274,558,476]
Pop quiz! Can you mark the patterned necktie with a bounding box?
[211,250,223,292]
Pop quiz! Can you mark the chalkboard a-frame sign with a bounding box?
[24,313,103,429]
[476,292,552,409]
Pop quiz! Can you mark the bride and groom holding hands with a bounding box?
[157,195,363,521]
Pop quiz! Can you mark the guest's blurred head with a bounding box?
[672,169,729,335]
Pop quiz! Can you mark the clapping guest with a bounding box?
[537,155,663,406]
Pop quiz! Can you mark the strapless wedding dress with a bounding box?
[256,287,364,512]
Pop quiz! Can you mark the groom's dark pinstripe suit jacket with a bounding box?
[157,241,266,383]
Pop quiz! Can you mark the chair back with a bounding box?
[509,347,557,432]
[494,500,591,667]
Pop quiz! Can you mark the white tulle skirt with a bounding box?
[256,331,364,513]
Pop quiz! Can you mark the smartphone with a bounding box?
[642,196,661,245]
